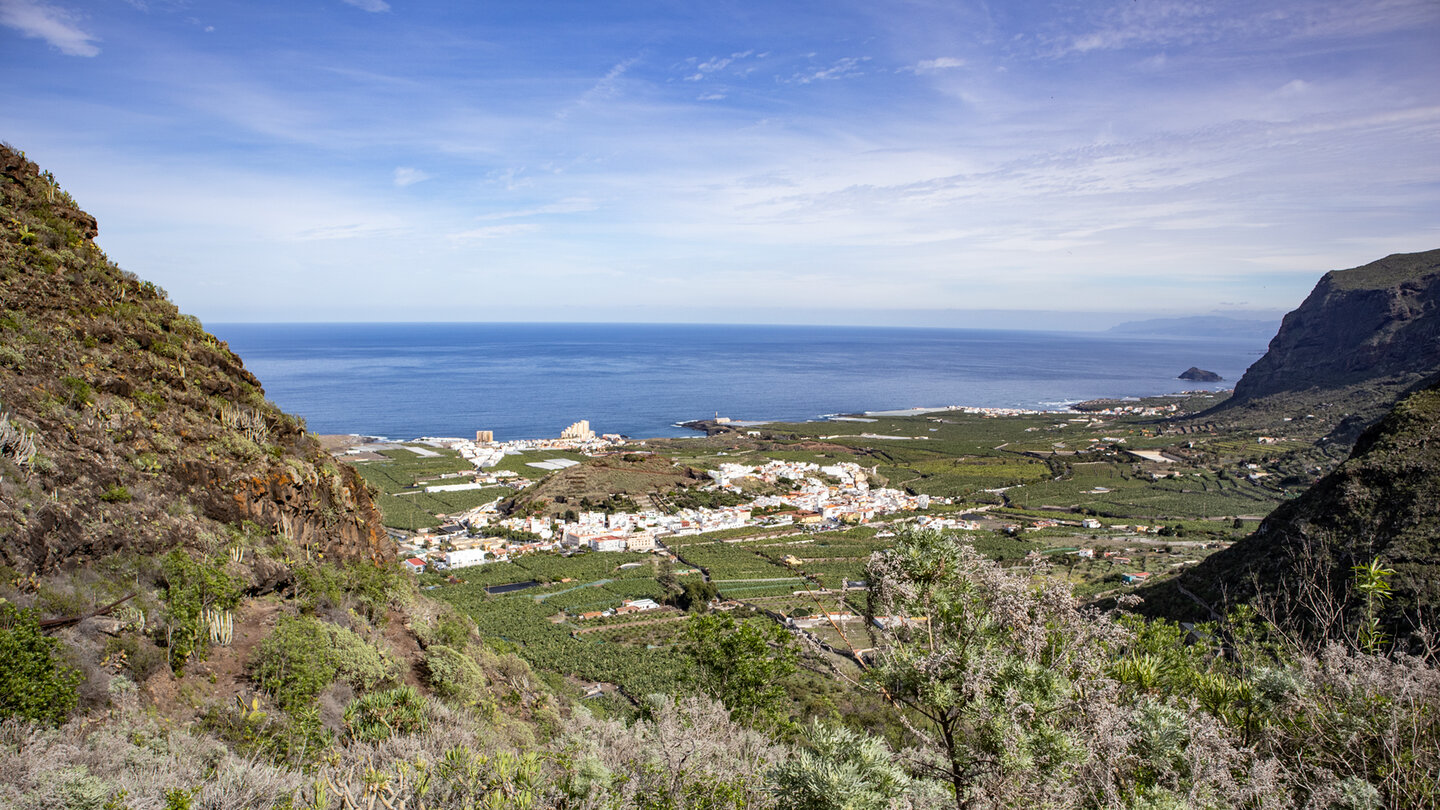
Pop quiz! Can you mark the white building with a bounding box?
[444,548,488,569]
[589,535,627,552]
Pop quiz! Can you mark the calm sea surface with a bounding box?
[208,323,1267,440]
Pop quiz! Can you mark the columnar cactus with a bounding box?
[202,606,234,645]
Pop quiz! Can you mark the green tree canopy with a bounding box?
[686,612,797,730]
[0,601,81,725]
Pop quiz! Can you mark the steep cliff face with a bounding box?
[1228,250,1440,405]
[1145,379,1440,641]
[0,144,393,574]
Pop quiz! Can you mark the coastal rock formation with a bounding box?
[1144,378,1440,642]
[1231,249,1440,403]
[0,144,393,573]
[1178,367,1222,382]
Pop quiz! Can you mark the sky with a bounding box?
[2,0,1438,328]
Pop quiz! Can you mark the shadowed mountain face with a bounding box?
[1144,378,1440,642]
[1230,250,1440,404]
[1198,249,1440,446]
[0,144,394,574]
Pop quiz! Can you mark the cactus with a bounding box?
[219,403,270,444]
[116,604,146,633]
[202,606,234,645]
[0,411,38,467]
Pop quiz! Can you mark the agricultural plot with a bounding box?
[858,436,1054,497]
[1004,462,1283,520]
[672,542,797,580]
[537,584,629,613]
[519,551,655,583]
[438,589,695,698]
[803,620,873,656]
[585,618,690,646]
[732,592,856,617]
[663,525,796,545]
[441,551,657,589]
[483,449,589,477]
[601,578,669,601]
[793,560,868,589]
[716,580,814,598]
[391,486,510,516]
[372,492,442,531]
[1074,476,1280,519]
[351,446,474,493]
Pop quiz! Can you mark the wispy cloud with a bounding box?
[0,0,99,56]
[294,222,405,241]
[684,50,755,81]
[788,56,870,85]
[449,223,539,241]
[393,167,432,186]
[583,58,638,102]
[340,0,389,12]
[1056,0,1439,57]
[908,56,965,72]
[477,198,597,220]
[559,57,641,117]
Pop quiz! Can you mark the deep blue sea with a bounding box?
[208,323,1268,441]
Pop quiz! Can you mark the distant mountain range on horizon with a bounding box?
[1106,315,1283,340]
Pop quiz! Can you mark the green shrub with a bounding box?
[0,344,23,369]
[250,615,399,714]
[159,549,241,673]
[60,375,93,408]
[99,484,132,503]
[103,634,168,682]
[416,610,473,649]
[0,602,82,725]
[770,721,915,810]
[343,684,428,742]
[294,561,412,623]
[423,644,488,703]
[201,697,333,764]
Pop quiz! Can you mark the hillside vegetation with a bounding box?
[1145,379,1440,643]
[1,146,1437,809]
[0,144,392,573]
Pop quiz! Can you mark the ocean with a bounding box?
[208,323,1268,441]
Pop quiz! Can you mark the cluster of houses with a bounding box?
[395,458,942,573]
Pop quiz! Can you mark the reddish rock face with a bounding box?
[227,464,393,565]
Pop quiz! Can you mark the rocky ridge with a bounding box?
[0,144,393,576]
[1207,249,1440,442]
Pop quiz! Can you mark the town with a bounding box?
[346,420,948,574]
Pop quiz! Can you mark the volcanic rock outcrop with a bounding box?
[0,144,394,574]
[1210,250,1440,441]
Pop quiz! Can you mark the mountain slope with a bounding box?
[0,144,393,574]
[1205,249,1440,442]
[1143,377,1440,641]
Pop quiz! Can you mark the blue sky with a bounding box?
[2,0,1437,327]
